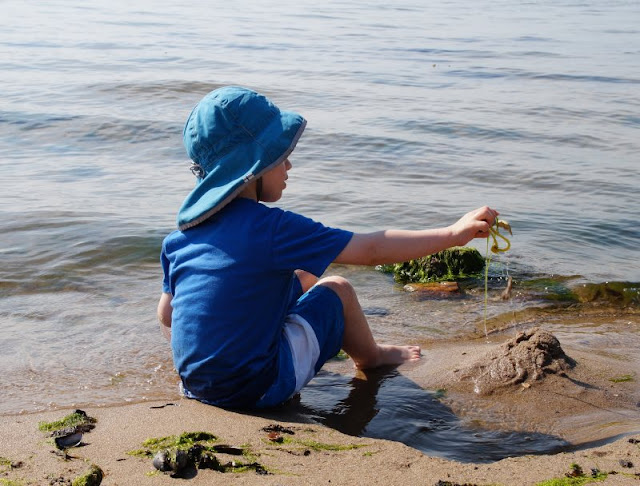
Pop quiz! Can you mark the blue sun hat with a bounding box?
[177,86,307,230]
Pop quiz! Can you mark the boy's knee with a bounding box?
[316,276,356,304]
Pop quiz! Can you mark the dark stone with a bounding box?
[262,424,295,435]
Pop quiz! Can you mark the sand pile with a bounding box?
[461,327,576,395]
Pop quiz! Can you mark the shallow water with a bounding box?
[298,368,572,463]
[1,0,639,463]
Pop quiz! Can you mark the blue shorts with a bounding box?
[255,283,344,408]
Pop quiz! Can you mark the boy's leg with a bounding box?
[316,276,421,369]
[294,269,319,293]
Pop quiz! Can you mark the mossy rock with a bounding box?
[378,247,485,283]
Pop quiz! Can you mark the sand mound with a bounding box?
[462,327,576,395]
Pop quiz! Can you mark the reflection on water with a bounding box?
[270,367,570,463]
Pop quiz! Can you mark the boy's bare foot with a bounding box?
[355,344,422,369]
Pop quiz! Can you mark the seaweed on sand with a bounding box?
[37,409,96,434]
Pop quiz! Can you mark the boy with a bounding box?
[158,86,499,409]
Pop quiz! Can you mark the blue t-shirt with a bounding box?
[161,198,353,408]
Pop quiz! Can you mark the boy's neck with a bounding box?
[238,181,258,202]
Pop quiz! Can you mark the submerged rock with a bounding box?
[572,281,640,307]
[378,247,485,283]
[463,327,576,395]
[54,431,83,450]
[152,448,189,474]
[403,281,460,295]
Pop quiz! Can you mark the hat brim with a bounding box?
[177,111,306,230]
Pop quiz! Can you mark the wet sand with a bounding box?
[1,330,639,485]
[404,328,640,447]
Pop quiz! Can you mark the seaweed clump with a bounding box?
[37,410,96,434]
[535,462,607,485]
[38,409,97,453]
[378,247,485,283]
[71,465,103,486]
[129,431,267,477]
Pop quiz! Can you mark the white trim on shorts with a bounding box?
[283,313,321,393]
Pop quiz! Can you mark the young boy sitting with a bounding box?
[158,86,499,409]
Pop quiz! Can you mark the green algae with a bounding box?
[0,480,25,486]
[519,277,579,303]
[332,349,350,361]
[296,439,365,451]
[535,475,607,486]
[535,463,607,486]
[269,436,365,452]
[127,431,218,457]
[519,278,640,307]
[0,459,27,486]
[37,410,96,433]
[433,388,447,399]
[572,281,640,307]
[0,457,13,473]
[71,465,103,486]
[378,247,485,283]
[609,374,634,383]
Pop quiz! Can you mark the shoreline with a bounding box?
[2,328,639,485]
[1,399,639,486]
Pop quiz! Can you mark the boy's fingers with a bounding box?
[478,206,499,224]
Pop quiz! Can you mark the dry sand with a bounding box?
[1,331,639,486]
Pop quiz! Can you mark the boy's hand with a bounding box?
[449,206,499,247]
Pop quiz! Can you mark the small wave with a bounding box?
[1,109,179,153]
[413,120,527,142]
[89,80,231,100]
[1,212,164,295]
[402,47,497,59]
[530,72,640,84]
[513,35,554,42]
[405,119,608,149]
[78,118,178,145]
[0,110,81,129]
[447,68,640,85]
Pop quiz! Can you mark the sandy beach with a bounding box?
[2,330,639,486]
[1,399,638,486]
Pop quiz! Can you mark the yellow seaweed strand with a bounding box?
[483,236,491,338]
[483,218,512,338]
[488,221,511,253]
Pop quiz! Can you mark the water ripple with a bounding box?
[448,68,640,85]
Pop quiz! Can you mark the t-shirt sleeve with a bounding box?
[160,245,172,294]
[270,209,353,277]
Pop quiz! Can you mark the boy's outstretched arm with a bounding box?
[157,292,173,342]
[334,206,498,266]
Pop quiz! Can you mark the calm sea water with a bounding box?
[1,0,638,462]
